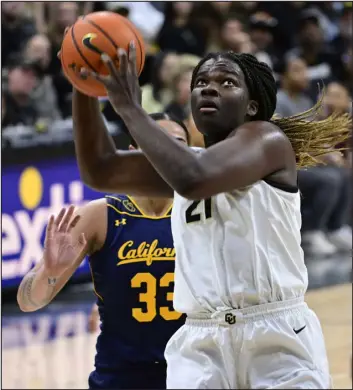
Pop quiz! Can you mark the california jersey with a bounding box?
[171,181,308,315]
[89,195,185,370]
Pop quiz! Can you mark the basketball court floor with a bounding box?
[2,255,352,389]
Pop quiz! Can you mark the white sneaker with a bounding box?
[302,231,337,256]
[326,226,352,251]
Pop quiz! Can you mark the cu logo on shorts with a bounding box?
[225,313,236,325]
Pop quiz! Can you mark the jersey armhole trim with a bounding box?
[263,178,298,193]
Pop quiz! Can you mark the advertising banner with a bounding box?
[2,158,102,289]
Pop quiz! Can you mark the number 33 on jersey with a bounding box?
[90,195,184,332]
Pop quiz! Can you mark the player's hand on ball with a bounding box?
[79,41,142,110]
[43,205,87,278]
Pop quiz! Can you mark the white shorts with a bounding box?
[165,297,331,389]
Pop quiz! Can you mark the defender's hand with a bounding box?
[43,206,87,278]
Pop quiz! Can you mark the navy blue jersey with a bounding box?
[89,195,185,371]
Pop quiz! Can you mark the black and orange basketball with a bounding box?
[60,11,145,97]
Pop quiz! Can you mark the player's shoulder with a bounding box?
[76,197,107,218]
[235,120,293,154]
[237,120,284,137]
[104,194,168,218]
[105,194,139,215]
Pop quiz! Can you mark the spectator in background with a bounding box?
[304,3,340,44]
[276,57,313,117]
[255,2,307,56]
[321,82,352,118]
[298,81,352,255]
[2,96,7,127]
[2,2,37,67]
[45,2,79,118]
[165,64,194,122]
[185,114,204,148]
[338,47,353,97]
[217,18,254,54]
[332,4,352,55]
[185,2,228,54]
[156,2,205,57]
[248,12,279,69]
[24,34,61,122]
[299,156,351,255]
[2,62,39,127]
[209,1,234,17]
[285,8,341,101]
[217,18,250,53]
[47,2,79,76]
[320,82,352,168]
[204,2,239,51]
[105,2,164,46]
[141,52,180,114]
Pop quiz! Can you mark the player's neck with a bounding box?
[203,133,228,148]
[132,197,173,217]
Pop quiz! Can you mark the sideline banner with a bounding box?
[2,158,102,289]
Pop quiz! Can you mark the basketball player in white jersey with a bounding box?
[71,42,350,388]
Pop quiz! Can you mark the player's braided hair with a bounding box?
[191,52,351,168]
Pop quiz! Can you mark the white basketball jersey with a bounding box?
[171,180,308,315]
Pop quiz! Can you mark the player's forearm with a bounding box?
[72,89,118,186]
[17,264,56,312]
[119,104,203,198]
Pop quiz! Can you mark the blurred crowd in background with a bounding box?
[1,1,352,256]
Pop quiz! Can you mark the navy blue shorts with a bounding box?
[88,362,167,389]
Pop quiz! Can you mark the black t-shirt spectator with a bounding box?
[165,101,189,122]
[285,47,343,101]
[255,2,309,56]
[2,91,38,127]
[156,24,206,57]
[2,18,36,67]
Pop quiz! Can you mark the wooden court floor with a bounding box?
[2,283,352,389]
[305,283,352,389]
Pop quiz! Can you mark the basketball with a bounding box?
[60,11,145,97]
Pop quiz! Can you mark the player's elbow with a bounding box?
[78,161,111,192]
[175,168,222,200]
[80,171,106,191]
[175,174,210,201]
[177,186,212,201]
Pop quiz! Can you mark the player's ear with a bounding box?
[246,100,258,118]
[129,145,136,151]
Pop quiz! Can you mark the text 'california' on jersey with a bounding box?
[89,195,185,370]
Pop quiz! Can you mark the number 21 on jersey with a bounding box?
[185,198,212,224]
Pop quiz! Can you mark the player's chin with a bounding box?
[195,111,222,129]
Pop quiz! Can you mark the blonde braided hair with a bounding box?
[272,95,351,168]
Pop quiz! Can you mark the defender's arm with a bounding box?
[17,200,107,312]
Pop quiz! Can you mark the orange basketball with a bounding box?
[60,11,145,97]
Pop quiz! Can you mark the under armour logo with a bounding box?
[225,313,236,325]
[115,219,127,226]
